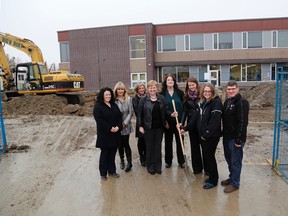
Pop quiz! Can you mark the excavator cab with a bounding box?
[15,62,46,91]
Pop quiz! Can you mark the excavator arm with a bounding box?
[0,40,14,90]
[0,33,45,63]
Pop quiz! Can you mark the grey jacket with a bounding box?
[115,96,134,135]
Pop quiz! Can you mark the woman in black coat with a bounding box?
[132,83,146,167]
[197,83,223,189]
[137,80,173,175]
[180,77,206,174]
[93,87,123,181]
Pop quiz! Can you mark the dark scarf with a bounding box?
[137,93,145,99]
[188,89,198,101]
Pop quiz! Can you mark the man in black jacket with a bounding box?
[222,81,249,193]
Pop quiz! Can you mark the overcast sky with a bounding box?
[1,0,287,67]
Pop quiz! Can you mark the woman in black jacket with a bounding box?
[198,83,223,189]
[93,87,122,181]
[132,83,147,167]
[180,77,206,174]
[137,80,173,175]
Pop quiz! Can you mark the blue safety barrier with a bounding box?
[0,92,7,155]
[272,66,288,180]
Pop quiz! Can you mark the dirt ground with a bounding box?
[0,83,287,216]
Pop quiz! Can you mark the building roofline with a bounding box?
[154,16,288,26]
[57,16,288,33]
[57,22,153,33]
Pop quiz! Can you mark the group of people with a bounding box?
[93,75,249,193]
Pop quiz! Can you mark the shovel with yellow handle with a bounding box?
[172,99,193,183]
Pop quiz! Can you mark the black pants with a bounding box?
[137,136,146,163]
[164,123,185,165]
[99,146,117,177]
[201,137,220,184]
[188,130,206,173]
[118,134,132,164]
[144,127,163,173]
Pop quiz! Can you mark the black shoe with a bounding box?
[165,163,172,168]
[179,163,185,169]
[101,176,107,181]
[193,171,202,174]
[125,164,132,172]
[120,160,125,170]
[156,171,162,175]
[140,161,146,167]
[109,173,120,178]
[148,171,156,175]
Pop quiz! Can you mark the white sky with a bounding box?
[1,0,288,67]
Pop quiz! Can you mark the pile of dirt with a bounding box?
[2,93,96,116]
[240,82,276,108]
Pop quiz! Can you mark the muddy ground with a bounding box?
[0,83,287,216]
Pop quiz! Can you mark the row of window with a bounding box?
[156,30,288,53]
[131,63,288,88]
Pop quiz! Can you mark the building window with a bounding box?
[130,36,146,59]
[199,65,208,82]
[278,30,288,47]
[242,32,247,49]
[248,32,262,48]
[243,32,262,48]
[157,36,162,52]
[272,31,277,48]
[190,34,204,50]
[213,33,218,50]
[184,35,190,51]
[60,42,70,62]
[177,66,189,82]
[230,64,241,81]
[159,66,189,83]
[162,36,176,52]
[242,64,262,81]
[131,72,147,88]
[161,66,176,81]
[219,33,233,49]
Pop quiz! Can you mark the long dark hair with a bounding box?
[161,74,179,92]
[97,87,115,104]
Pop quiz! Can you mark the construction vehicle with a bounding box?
[0,33,84,103]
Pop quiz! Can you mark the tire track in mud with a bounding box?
[0,115,96,216]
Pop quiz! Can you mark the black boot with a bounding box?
[140,155,146,167]
[120,159,125,170]
[125,162,132,172]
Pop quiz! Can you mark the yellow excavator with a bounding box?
[0,33,84,103]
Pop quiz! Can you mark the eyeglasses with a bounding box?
[203,90,211,93]
[227,88,237,91]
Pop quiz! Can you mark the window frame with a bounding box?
[130,72,147,88]
[129,35,146,59]
[60,42,70,63]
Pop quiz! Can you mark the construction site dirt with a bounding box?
[0,83,287,216]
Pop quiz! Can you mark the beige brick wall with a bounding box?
[130,59,147,72]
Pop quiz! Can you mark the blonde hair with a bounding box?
[147,80,158,89]
[199,83,218,103]
[113,82,128,100]
[133,82,146,94]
